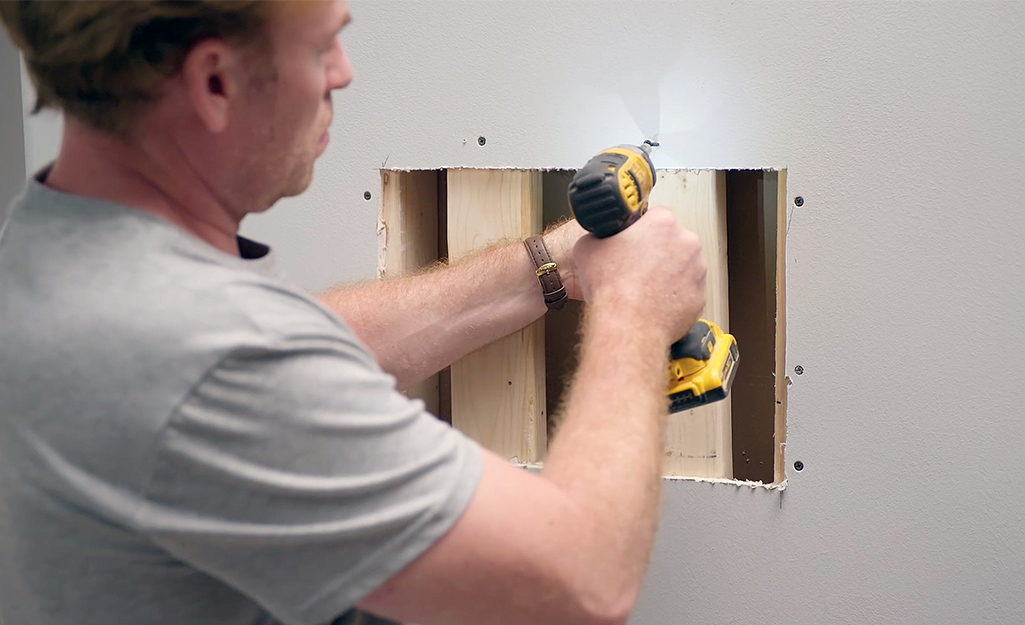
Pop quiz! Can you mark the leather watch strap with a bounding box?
[523,235,568,311]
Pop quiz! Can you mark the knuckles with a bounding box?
[573,208,707,299]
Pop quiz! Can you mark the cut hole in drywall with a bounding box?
[379,168,786,483]
[725,170,787,484]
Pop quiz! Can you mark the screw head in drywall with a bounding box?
[794,365,804,375]
[477,136,487,146]
[363,191,372,201]
[794,196,805,207]
[794,460,805,471]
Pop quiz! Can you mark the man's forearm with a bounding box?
[358,302,675,625]
[353,209,705,625]
[319,240,550,390]
[539,301,670,604]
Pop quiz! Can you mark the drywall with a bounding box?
[14,1,1025,622]
[18,63,61,177]
[0,31,24,221]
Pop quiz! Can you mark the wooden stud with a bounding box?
[725,171,777,483]
[436,174,452,424]
[774,170,788,483]
[650,170,733,479]
[447,170,546,462]
[379,170,442,416]
[541,171,583,441]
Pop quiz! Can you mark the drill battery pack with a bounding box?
[666,320,740,413]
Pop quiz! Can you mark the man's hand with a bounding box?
[573,205,707,343]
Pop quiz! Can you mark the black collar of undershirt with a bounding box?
[237,236,270,260]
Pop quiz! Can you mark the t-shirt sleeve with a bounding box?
[135,333,482,625]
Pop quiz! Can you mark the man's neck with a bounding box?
[45,118,243,257]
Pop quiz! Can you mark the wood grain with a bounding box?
[379,170,441,416]
[774,170,788,483]
[446,169,546,462]
[649,170,733,478]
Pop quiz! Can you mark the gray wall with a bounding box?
[17,61,62,177]
[0,30,25,221]
[14,1,1025,622]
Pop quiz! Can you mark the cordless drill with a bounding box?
[567,142,740,413]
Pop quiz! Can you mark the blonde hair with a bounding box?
[0,1,275,135]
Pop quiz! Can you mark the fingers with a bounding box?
[571,207,707,342]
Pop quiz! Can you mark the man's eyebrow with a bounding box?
[339,13,352,32]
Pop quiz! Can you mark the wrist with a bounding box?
[579,304,673,383]
[586,288,674,347]
[523,235,569,310]
[541,234,575,301]
[542,219,586,301]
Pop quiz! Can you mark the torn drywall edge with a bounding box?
[375,209,387,279]
[513,461,787,491]
[663,475,787,492]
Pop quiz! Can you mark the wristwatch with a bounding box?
[523,235,568,311]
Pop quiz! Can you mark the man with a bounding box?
[0,2,707,624]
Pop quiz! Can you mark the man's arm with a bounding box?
[357,207,708,625]
[319,220,585,390]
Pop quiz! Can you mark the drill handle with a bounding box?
[669,320,714,361]
[567,149,649,239]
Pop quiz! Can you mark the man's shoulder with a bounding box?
[0,183,371,504]
[1,180,349,346]
[0,181,364,413]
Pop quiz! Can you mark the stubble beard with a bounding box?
[280,115,331,199]
[281,141,318,199]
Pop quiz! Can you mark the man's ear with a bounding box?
[180,39,241,134]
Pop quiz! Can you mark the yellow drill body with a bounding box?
[566,144,740,413]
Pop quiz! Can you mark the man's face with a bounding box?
[233,0,352,210]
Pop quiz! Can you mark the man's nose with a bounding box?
[327,38,353,90]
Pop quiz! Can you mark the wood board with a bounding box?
[649,170,733,479]
[774,170,788,483]
[379,170,442,416]
[446,169,546,462]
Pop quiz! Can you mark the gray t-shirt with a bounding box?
[0,174,482,625]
